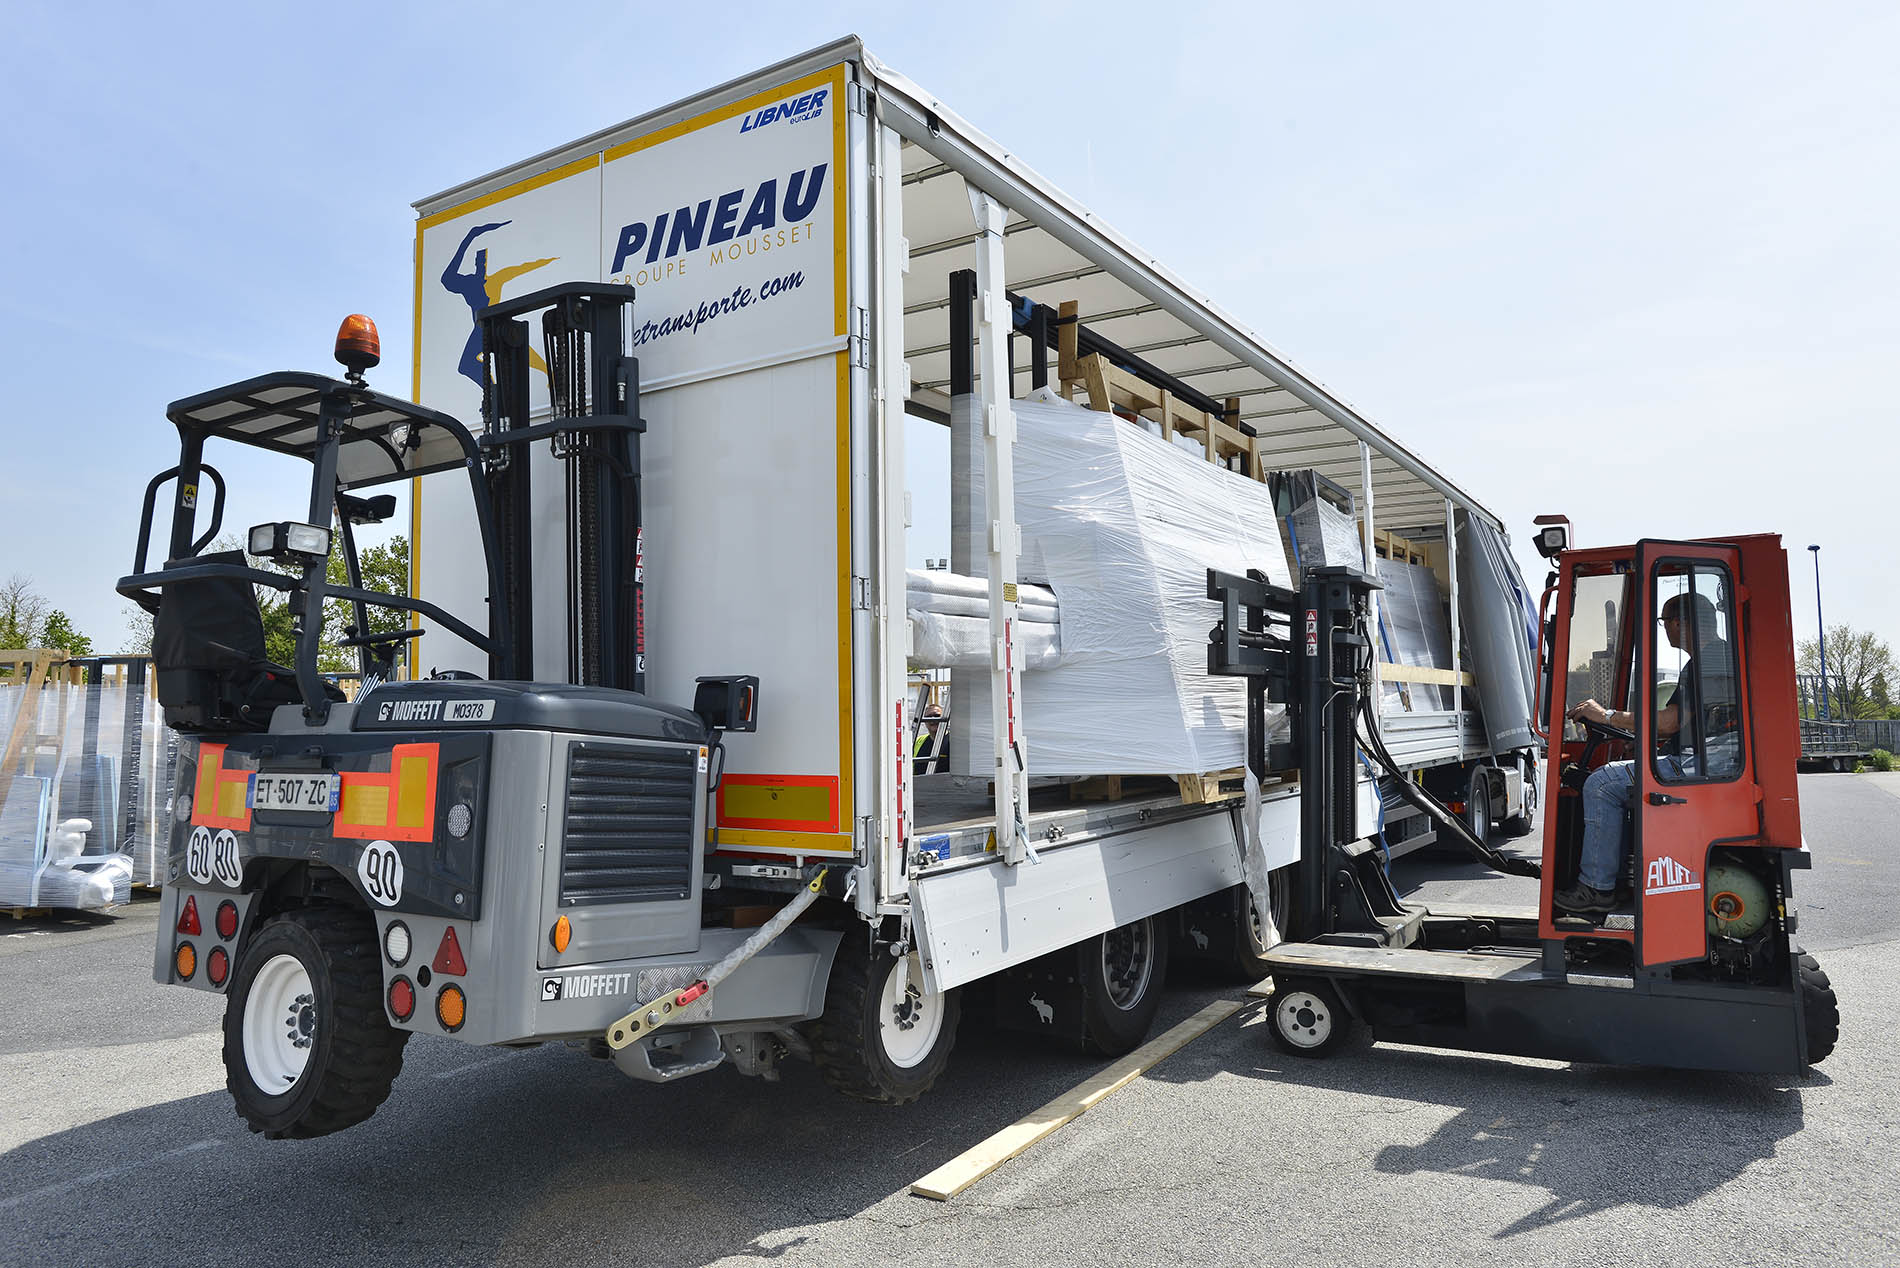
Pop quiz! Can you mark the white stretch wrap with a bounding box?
[910,610,1061,672]
[954,389,1294,776]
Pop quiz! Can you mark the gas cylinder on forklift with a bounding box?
[1208,527,1838,1074]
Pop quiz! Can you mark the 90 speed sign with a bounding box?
[356,840,405,906]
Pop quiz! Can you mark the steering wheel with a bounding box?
[1577,715,1635,744]
[1569,713,1636,782]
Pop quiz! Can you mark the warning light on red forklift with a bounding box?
[335,314,381,375]
[550,915,571,954]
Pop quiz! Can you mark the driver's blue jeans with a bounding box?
[1577,761,1636,891]
[1578,757,1686,890]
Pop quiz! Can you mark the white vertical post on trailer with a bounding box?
[872,110,911,908]
[1445,497,1462,761]
[966,185,1029,865]
[1359,441,1381,734]
[847,76,878,916]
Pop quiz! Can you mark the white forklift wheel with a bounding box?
[1275,989,1334,1048]
[1268,980,1352,1057]
[878,953,945,1069]
[244,952,317,1092]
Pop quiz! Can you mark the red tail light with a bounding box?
[207,946,230,986]
[388,977,416,1021]
[215,900,239,940]
[176,895,202,936]
[432,926,467,976]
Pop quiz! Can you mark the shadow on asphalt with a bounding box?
[1177,1031,1814,1239]
[1,1001,1233,1266]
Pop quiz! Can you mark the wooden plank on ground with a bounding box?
[910,997,1245,1201]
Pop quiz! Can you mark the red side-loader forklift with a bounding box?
[1208,523,1838,1073]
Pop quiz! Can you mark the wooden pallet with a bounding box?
[0,648,66,803]
[1176,769,1245,804]
[1056,300,1260,478]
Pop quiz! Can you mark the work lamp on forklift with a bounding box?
[1532,517,1571,559]
[247,520,333,564]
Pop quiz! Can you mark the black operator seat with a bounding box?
[152,549,342,731]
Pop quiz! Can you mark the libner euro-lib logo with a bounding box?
[739,87,828,134]
[1645,855,1700,896]
[440,220,558,388]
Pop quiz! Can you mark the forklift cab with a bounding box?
[117,317,508,732]
[1533,530,1807,969]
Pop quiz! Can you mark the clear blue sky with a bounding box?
[2,1,1893,657]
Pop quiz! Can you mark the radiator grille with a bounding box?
[560,742,697,906]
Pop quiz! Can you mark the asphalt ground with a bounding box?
[2,772,1896,1267]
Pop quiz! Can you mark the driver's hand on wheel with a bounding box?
[1567,699,1610,725]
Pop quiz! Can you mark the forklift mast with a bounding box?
[477,283,645,692]
[1207,564,1412,941]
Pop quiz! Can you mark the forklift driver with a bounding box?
[1553,591,1738,915]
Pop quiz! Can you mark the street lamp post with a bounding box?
[1808,544,1829,721]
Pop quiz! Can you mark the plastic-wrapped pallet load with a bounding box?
[1272,469,1364,574]
[954,388,1294,777]
[906,569,1062,672]
[0,674,156,910]
[1374,558,1457,712]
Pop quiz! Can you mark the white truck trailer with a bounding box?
[136,37,1540,1137]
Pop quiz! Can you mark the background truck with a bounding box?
[136,38,1548,1139]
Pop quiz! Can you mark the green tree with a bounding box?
[254,532,411,675]
[119,532,411,677]
[1797,625,1895,721]
[0,574,47,648]
[40,610,92,657]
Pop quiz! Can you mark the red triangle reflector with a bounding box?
[432,925,467,976]
[176,895,202,936]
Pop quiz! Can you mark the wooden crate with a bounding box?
[1056,301,1261,479]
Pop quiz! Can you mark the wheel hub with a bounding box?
[1275,989,1334,1048]
[244,953,318,1091]
[877,953,944,1068]
[1102,919,1155,1011]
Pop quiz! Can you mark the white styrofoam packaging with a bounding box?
[954,389,1293,777]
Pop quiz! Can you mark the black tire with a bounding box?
[1499,765,1538,837]
[1466,771,1493,845]
[1799,952,1839,1065]
[811,938,959,1105]
[1265,977,1353,1058]
[1830,756,1846,774]
[1228,868,1293,980]
[222,906,408,1139]
[1078,915,1170,1057]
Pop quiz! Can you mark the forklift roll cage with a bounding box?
[117,285,650,737]
[117,370,511,725]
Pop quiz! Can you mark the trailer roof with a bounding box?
[416,37,1507,537]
